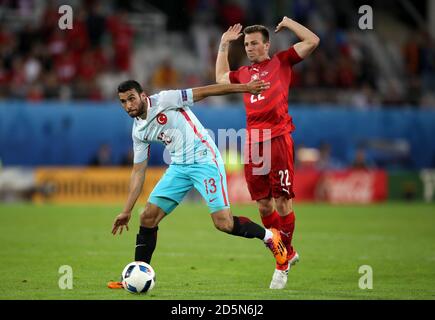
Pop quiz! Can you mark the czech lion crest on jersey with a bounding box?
[156,112,167,125]
[251,73,259,81]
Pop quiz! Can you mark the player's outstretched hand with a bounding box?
[275,16,292,33]
[221,23,243,43]
[247,79,270,95]
[112,212,131,235]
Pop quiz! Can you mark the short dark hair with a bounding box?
[243,25,269,43]
[117,80,143,94]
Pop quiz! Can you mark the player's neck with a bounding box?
[252,55,270,64]
[139,98,150,120]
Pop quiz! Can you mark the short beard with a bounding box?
[129,100,146,118]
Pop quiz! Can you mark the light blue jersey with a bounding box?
[132,89,218,165]
[132,89,230,214]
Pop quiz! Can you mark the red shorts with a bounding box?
[244,134,295,201]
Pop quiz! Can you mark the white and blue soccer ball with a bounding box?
[121,261,156,294]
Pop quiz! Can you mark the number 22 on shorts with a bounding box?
[279,169,291,186]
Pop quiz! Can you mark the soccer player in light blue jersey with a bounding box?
[108,79,287,289]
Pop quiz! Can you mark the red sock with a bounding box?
[261,210,280,230]
[279,211,296,255]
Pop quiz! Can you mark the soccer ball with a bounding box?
[121,261,156,294]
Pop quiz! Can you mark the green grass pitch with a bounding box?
[0,202,434,300]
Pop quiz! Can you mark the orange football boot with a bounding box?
[265,228,287,265]
[107,281,123,289]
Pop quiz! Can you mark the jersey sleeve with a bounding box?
[229,69,241,83]
[132,135,150,164]
[277,46,303,66]
[157,89,194,111]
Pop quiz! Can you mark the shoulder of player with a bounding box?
[150,90,173,109]
[153,89,187,102]
[274,47,300,61]
[273,49,287,60]
[276,45,296,55]
[145,92,159,108]
[234,65,250,72]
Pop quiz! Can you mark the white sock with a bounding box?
[263,229,273,242]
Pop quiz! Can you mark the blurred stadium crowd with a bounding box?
[0,0,434,107]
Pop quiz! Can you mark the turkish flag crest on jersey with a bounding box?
[157,113,167,125]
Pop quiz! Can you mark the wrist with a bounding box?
[220,38,230,44]
[219,41,229,51]
[283,18,294,28]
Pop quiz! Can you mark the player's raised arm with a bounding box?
[216,24,243,84]
[275,16,320,59]
[112,159,148,235]
[192,80,270,102]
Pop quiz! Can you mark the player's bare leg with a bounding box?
[210,208,287,265]
[269,197,299,289]
[108,203,166,289]
[257,198,274,218]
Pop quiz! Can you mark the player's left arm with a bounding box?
[191,80,270,102]
[275,16,320,59]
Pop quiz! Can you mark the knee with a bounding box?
[140,205,160,228]
[258,200,274,218]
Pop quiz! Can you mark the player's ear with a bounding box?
[140,92,147,101]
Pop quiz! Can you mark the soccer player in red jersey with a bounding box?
[215,17,319,289]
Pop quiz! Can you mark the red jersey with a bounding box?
[229,46,302,143]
